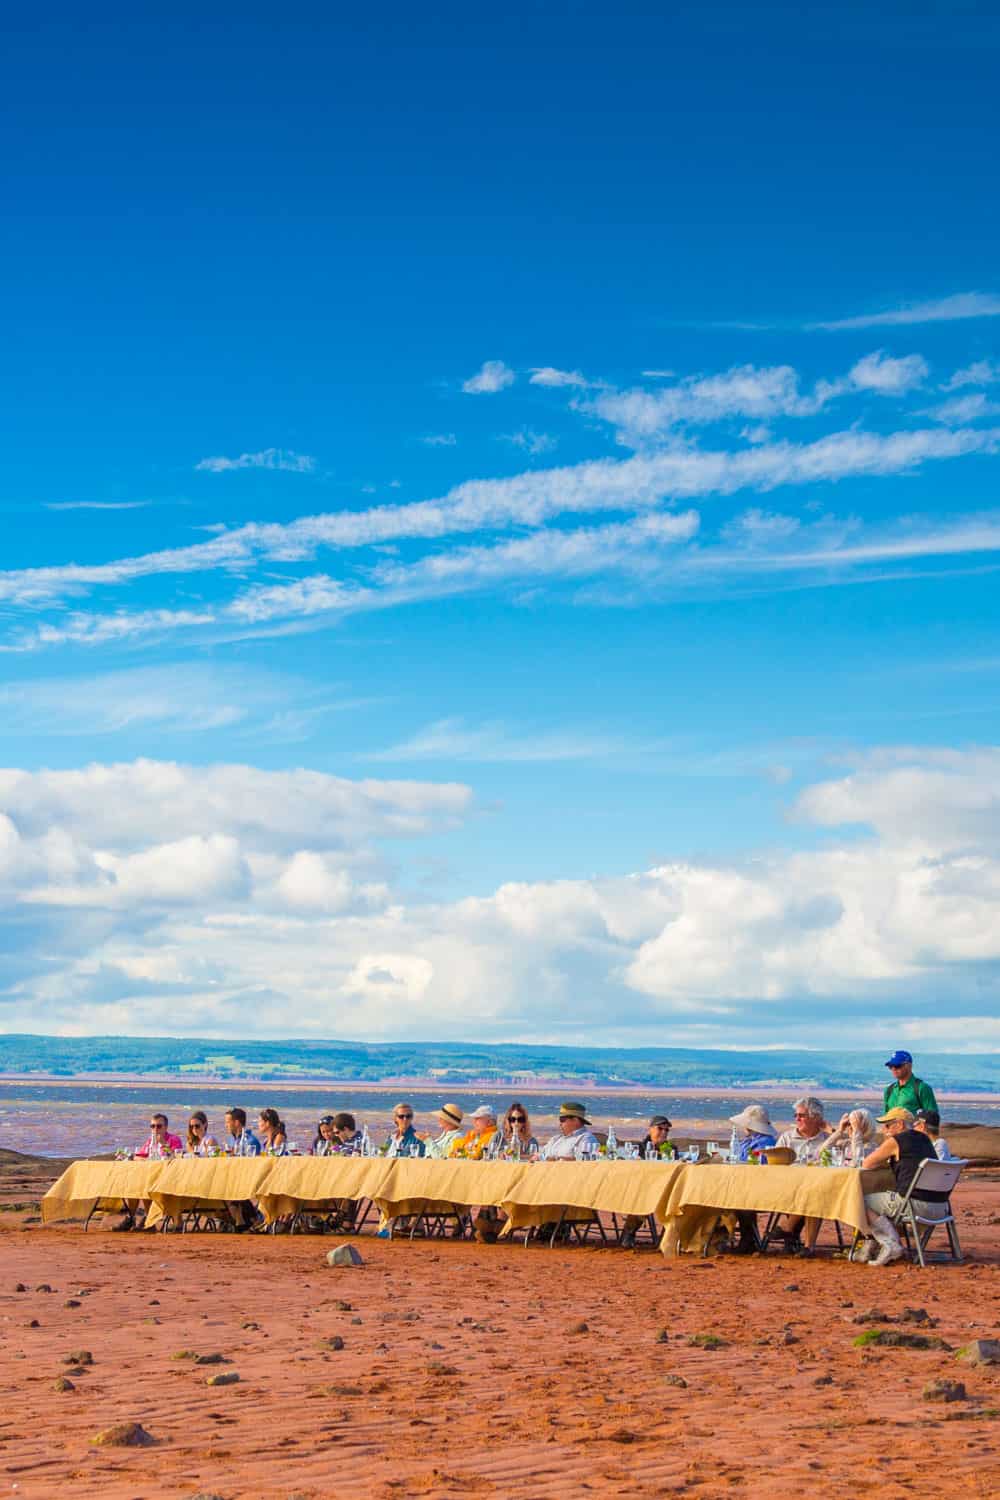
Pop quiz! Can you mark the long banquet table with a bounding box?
[41,1156,878,1250]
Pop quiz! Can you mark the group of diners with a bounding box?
[127,1050,956,1264]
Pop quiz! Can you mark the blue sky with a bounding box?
[2,3,1000,1050]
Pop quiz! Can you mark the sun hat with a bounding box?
[438,1103,463,1126]
[729,1104,775,1135]
[558,1101,592,1125]
[649,1114,673,1130]
[877,1106,915,1125]
[471,1104,496,1121]
[885,1050,913,1068]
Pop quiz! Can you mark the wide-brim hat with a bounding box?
[438,1103,463,1126]
[729,1104,774,1135]
[877,1106,914,1125]
[558,1101,592,1125]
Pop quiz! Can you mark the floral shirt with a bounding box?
[450,1127,497,1160]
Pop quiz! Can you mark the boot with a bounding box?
[867,1212,903,1265]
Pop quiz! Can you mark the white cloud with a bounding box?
[195,448,316,473]
[499,428,558,455]
[367,717,634,763]
[528,367,590,388]
[811,291,1000,331]
[461,360,515,394]
[942,359,1000,391]
[44,501,153,512]
[420,433,458,447]
[4,749,1000,1045]
[847,350,928,394]
[927,393,1000,426]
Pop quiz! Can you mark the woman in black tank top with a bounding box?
[890,1128,948,1201]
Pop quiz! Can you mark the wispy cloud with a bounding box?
[942,359,1000,391]
[420,433,458,447]
[195,448,316,473]
[926,392,1000,426]
[499,429,558,455]
[44,501,154,512]
[810,291,1000,331]
[461,360,515,395]
[528,367,591,388]
[367,717,633,763]
[1,424,998,610]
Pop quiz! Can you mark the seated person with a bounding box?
[384,1103,426,1157]
[620,1114,678,1247]
[451,1105,499,1158]
[488,1102,539,1159]
[539,1103,600,1160]
[914,1108,956,1161]
[225,1106,261,1156]
[774,1097,830,1254]
[729,1105,776,1161]
[313,1115,338,1155]
[857,1107,950,1265]
[332,1112,363,1154]
[185,1110,220,1156]
[258,1108,288,1155]
[423,1103,465,1158]
[825,1107,879,1165]
[135,1113,183,1158]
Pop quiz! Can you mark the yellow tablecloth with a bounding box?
[499,1160,687,1234]
[371,1158,534,1226]
[658,1163,881,1254]
[42,1159,168,1221]
[257,1157,395,1224]
[148,1157,276,1224]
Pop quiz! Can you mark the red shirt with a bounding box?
[135,1131,183,1157]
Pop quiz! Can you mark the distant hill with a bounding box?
[0,1033,997,1092]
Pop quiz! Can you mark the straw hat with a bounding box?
[877,1106,914,1125]
[558,1101,592,1125]
[438,1103,463,1126]
[729,1104,775,1135]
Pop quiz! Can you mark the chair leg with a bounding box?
[946,1218,963,1263]
[905,1207,925,1267]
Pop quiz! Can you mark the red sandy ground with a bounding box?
[0,1176,998,1500]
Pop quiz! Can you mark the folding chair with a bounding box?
[888,1158,965,1267]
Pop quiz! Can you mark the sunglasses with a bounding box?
[150,1122,164,1130]
[395,1112,413,1120]
[509,1115,526,1123]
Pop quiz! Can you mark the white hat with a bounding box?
[729,1104,774,1135]
[471,1104,496,1121]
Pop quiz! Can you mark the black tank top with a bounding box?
[892,1129,949,1202]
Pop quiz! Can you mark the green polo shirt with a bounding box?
[882,1075,938,1114]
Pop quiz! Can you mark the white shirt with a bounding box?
[933,1136,956,1161]
[540,1126,599,1160]
[423,1128,465,1159]
[775,1126,829,1163]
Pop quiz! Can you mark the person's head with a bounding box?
[885,1049,914,1084]
[470,1105,496,1134]
[792,1097,825,1138]
[877,1106,914,1137]
[149,1112,170,1140]
[729,1104,774,1140]
[258,1107,282,1140]
[392,1102,414,1134]
[647,1115,673,1147]
[914,1108,941,1139]
[225,1106,247,1137]
[505,1102,530,1135]
[849,1107,878,1141]
[437,1103,463,1134]
[316,1114,336,1144]
[333,1112,356,1140]
[187,1111,208,1150]
[557,1102,590,1136]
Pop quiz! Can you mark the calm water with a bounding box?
[2,1082,998,1158]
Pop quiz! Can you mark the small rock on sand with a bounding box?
[206,1372,241,1387]
[923,1379,967,1403]
[90,1421,154,1447]
[194,1353,228,1365]
[566,1321,589,1335]
[325,1244,363,1267]
[53,1377,75,1393]
[63,1350,93,1365]
[956,1338,1000,1367]
[663,1374,688,1388]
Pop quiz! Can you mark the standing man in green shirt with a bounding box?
[883,1050,938,1114]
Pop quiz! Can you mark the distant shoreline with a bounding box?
[0,1072,997,1104]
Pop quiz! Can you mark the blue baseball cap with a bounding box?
[885,1050,913,1068]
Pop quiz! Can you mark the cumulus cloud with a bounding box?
[847,350,928,394]
[3,749,1000,1045]
[461,360,515,394]
[942,359,1000,391]
[528,367,590,388]
[195,448,316,473]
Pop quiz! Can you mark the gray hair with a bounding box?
[793,1096,824,1121]
[849,1107,877,1140]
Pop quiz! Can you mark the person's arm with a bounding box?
[883,1082,893,1111]
[862,1137,898,1169]
[918,1080,938,1112]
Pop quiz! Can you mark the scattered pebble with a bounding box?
[63,1350,93,1365]
[923,1378,967,1403]
[52,1377,75,1393]
[90,1421,154,1447]
[206,1372,241,1387]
